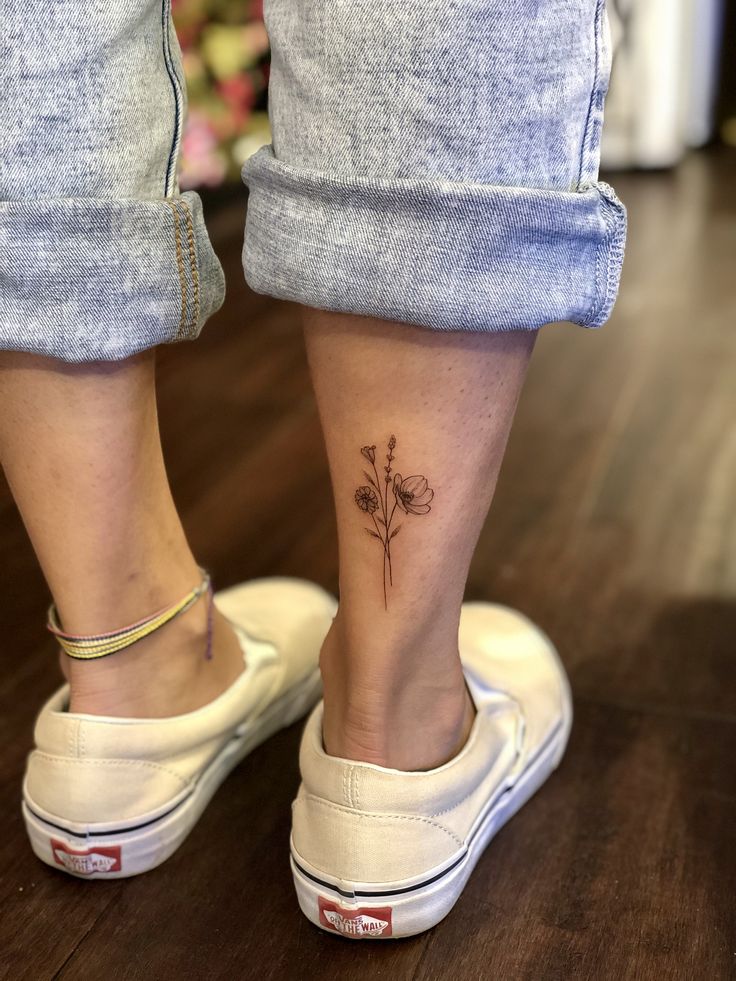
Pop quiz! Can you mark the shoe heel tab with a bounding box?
[299,705,380,810]
[33,685,83,756]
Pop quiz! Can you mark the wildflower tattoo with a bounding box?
[354,435,434,608]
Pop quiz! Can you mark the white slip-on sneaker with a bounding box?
[290,602,572,940]
[22,578,337,879]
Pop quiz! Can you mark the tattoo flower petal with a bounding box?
[393,473,434,515]
[355,485,379,513]
[360,445,377,464]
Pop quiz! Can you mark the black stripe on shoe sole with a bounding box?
[291,721,563,900]
[22,729,247,839]
[23,675,323,843]
[24,792,195,839]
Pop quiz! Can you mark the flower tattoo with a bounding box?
[393,474,434,515]
[355,435,434,608]
[355,486,379,513]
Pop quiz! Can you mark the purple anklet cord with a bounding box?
[205,580,215,661]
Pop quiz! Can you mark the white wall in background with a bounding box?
[685,0,725,148]
[601,0,724,169]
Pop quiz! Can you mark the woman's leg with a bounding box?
[241,0,626,938]
[304,312,536,770]
[243,0,626,775]
[0,1,239,717]
[0,352,244,718]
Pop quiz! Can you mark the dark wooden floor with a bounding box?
[1,147,735,980]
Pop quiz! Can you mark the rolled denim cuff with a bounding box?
[0,191,225,362]
[242,145,626,333]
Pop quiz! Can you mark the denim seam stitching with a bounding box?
[575,0,606,189]
[583,185,625,327]
[179,198,200,328]
[587,190,610,325]
[570,187,609,328]
[161,0,183,197]
[599,189,627,325]
[164,200,188,337]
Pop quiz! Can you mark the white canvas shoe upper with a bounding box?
[23,578,337,877]
[290,603,572,939]
[26,633,277,825]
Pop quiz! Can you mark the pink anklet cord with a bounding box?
[47,569,215,661]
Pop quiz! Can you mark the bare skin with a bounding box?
[0,315,533,755]
[303,310,537,771]
[0,350,244,718]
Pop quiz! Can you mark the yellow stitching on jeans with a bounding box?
[164,199,188,338]
[180,199,201,329]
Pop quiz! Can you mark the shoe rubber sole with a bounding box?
[22,667,323,880]
[291,680,572,940]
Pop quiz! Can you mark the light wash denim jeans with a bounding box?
[0,1,626,363]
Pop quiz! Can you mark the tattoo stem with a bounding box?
[371,459,385,519]
[385,498,399,586]
[357,436,432,611]
[370,511,389,608]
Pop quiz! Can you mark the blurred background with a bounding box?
[2,3,735,979]
[173,0,271,189]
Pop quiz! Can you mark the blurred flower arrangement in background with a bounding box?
[172,0,271,189]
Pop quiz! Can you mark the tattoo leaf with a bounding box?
[375,516,386,526]
[365,529,383,540]
[363,471,379,489]
[390,525,402,539]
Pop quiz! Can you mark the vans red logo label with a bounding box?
[318,896,392,938]
[50,839,122,875]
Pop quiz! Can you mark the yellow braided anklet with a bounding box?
[47,570,213,661]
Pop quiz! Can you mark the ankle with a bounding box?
[63,605,245,718]
[319,615,475,771]
[324,681,475,771]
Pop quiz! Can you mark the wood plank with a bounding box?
[0,147,734,979]
[415,700,736,981]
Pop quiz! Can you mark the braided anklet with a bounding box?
[47,569,214,661]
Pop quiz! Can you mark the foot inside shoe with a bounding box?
[290,602,572,940]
